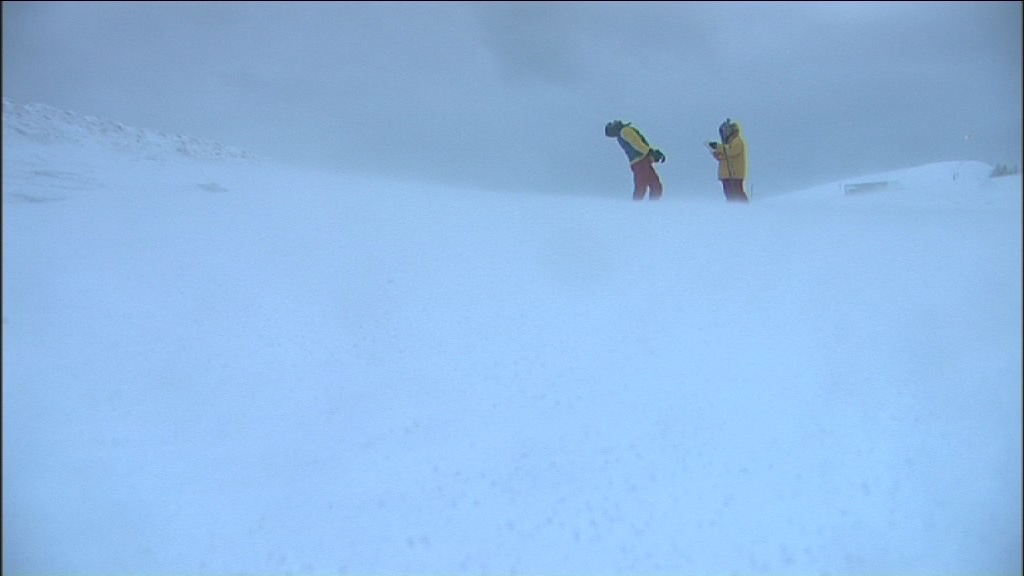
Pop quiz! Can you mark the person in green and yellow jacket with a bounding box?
[605,120,666,201]
[706,118,749,203]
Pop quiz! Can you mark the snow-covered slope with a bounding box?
[3,98,259,162]
[4,101,1022,575]
[2,98,270,205]
[765,159,1017,207]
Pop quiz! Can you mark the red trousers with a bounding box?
[631,157,663,200]
[721,178,748,202]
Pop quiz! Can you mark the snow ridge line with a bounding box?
[2,98,260,163]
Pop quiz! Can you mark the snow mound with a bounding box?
[767,160,1010,206]
[840,160,994,190]
[2,98,260,163]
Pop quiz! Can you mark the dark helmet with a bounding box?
[718,118,738,142]
[605,120,625,137]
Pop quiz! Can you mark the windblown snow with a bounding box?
[3,99,1021,575]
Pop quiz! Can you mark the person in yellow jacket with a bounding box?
[605,120,666,201]
[707,118,749,203]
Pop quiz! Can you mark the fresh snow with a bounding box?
[3,99,1022,574]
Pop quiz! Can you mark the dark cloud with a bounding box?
[3,1,1020,198]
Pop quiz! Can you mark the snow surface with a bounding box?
[3,99,1022,574]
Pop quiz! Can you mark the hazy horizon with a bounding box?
[3,1,1021,199]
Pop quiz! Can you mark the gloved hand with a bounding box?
[650,148,666,163]
[707,141,719,149]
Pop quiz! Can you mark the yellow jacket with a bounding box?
[617,125,653,165]
[712,123,747,180]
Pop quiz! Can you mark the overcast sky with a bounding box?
[3,1,1021,198]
